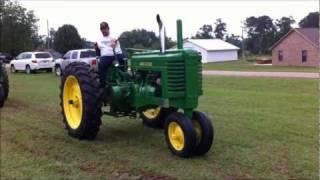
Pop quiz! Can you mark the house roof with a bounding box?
[295,28,319,46]
[185,39,240,51]
[270,28,319,49]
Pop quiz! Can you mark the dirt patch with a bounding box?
[2,98,59,116]
[224,173,253,180]
[1,98,30,117]
[79,161,99,173]
[138,170,176,180]
[78,161,175,180]
[272,151,289,175]
[108,170,175,180]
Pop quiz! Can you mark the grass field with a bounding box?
[1,72,318,179]
[203,58,318,72]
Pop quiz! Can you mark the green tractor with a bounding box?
[60,16,214,157]
[0,60,9,108]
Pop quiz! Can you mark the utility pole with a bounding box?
[47,19,50,49]
[241,21,246,60]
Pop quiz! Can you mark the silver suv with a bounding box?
[54,49,97,76]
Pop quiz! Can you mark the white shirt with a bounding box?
[96,35,122,56]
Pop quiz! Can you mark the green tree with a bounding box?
[31,34,45,50]
[193,24,213,39]
[120,29,158,49]
[275,16,295,39]
[226,34,241,48]
[299,12,319,28]
[119,29,175,54]
[0,0,39,56]
[44,28,56,49]
[0,0,4,49]
[214,18,227,39]
[245,15,276,54]
[53,24,83,54]
[82,38,94,49]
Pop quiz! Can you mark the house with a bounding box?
[183,39,240,63]
[270,28,319,67]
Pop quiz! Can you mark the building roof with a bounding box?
[295,28,319,46]
[270,28,319,49]
[185,39,240,51]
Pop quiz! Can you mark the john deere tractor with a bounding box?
[60,15,214,157]
[0,60,9,108]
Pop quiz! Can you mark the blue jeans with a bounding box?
[98,54,124,88]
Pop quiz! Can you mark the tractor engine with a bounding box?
[130,49,203,117]
[105,18,203,126]
[107,70,162,115]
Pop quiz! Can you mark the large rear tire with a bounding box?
[0,85,5,108]
[1,66,9,100]
[60,62,102,140]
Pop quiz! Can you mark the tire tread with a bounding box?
[60,62,102,140]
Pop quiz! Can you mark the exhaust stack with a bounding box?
[177,20,183,49]
[156,14,166,53]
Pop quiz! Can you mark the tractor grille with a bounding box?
[167,60,185,92]
[198,61,203,94]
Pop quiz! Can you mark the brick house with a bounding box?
[270,28,319,67]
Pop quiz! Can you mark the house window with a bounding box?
[302,50,307,62]
[278,50,283,61]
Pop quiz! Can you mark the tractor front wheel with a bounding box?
[192,111,214,156]
[141,107,176,128]
[60,62,102,140]
[164,112,196,157]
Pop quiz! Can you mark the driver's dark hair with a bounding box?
[100,22,109,30]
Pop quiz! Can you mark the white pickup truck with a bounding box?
[54,49,98,76]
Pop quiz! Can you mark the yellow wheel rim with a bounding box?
[192,120,202,145]
[63,75,83,129]
[168,121,185,151]
[142,107,161,119]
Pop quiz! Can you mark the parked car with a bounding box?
[0,52,13,63]
[10,52,54,74]
[54,49,97,76]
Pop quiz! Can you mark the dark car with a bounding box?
[0,53,13,63]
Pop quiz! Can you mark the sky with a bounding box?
[19,0,318,42]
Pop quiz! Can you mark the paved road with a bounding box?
[203,70,319,79]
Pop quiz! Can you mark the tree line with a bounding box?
[0,0,319,56]
[0,0,39,56]
[193,12,318,54]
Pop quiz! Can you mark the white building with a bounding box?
[184,39,240,63]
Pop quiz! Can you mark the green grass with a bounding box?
[203,58,318,72]
[1,72,318,179]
